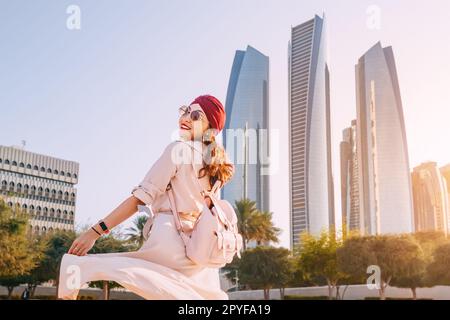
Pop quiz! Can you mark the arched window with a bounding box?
[41,226,47,234]
[31,185,36,195]
[24,184,29,194]
[12,161,17,166]
[50,208,55,217]
[19,162,25,168]
[30,205,35,214]
[57,209,61,218]
[33,165,38,170]
[36,206,42,215]
[57,190,63,200]
[43,207,48,217]
[17,183,22,193]
[47,168,52,173]
[67,172,71,178]
[40,167,45,172]
[9,182,14,192]
[51,189,56,199]
[44,188,50,197]
[1,181,7,191]
[63,210,68,219]
[26,164,32,169]
[69,211,74,220]
[74,173,78,179]
[54,169,59,174]
[71,192,76,202]
[34,225,40,235]
[0,158,2,163]
[64,191,69,201]
[5,159,10,165]
[7,202,13,207]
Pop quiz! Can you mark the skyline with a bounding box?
[1,1,450,249]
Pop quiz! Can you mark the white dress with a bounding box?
[57,140,229,300]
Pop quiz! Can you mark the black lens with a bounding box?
[191,110,201,121]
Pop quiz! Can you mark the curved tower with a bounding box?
[222,45,270,213]
[355,42,413,234]
[288,14,335,247]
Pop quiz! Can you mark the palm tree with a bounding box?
[250,211,281,246]
[234,198,280,250]
[234,199,259,251]
[124,215,148,247]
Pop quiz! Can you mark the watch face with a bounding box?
[99,221,108,231]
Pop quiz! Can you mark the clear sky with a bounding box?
[1,0,449,249]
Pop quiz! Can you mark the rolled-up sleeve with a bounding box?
[131,141,185,205]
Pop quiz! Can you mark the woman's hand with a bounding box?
[68,228,101,256]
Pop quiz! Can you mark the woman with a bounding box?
[58,94,234,300]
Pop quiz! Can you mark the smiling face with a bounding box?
[178,103,210,141]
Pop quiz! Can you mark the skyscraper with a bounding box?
[412,162,449,234]
[288,14,335,248]
[340,119,361,233]
[222,45,270,213]
[0,145,78,235]
[440,164,450,229]
[355,42,413,234]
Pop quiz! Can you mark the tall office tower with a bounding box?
[340,119,361,233]
[0,145,79,235]
[355,42,413,234]
[288,14,335,248]
[440,164,450,229]
[411,162,449,234]
[222,45,270,213]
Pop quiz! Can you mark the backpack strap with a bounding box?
[166,183,190,245]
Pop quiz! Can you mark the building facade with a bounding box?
[288,14,335,247]
[222,45,270,213]
[355,42,413,234]
[440,164,450,230]
[0,145,78,235]
[412,162,449,234]
[340,119,361,233]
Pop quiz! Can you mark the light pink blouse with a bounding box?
[131,139,221,229]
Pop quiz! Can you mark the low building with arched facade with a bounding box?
[0,145,78,235]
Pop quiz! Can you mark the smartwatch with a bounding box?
[98,220,110,234]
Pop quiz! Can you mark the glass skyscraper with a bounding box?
[288,15,335,248]
[340,119,361,233]
[355,42,413,234]
[222,45,270,213]
[412,162,449,234]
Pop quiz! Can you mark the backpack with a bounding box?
[167,143,243,268]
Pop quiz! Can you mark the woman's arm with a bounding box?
[68,141,181,256]
[68,195,144,256]
[101,195,144,231]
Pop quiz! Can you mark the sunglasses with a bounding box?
[178,105,205,121]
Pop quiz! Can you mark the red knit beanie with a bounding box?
[190,95,226,133]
